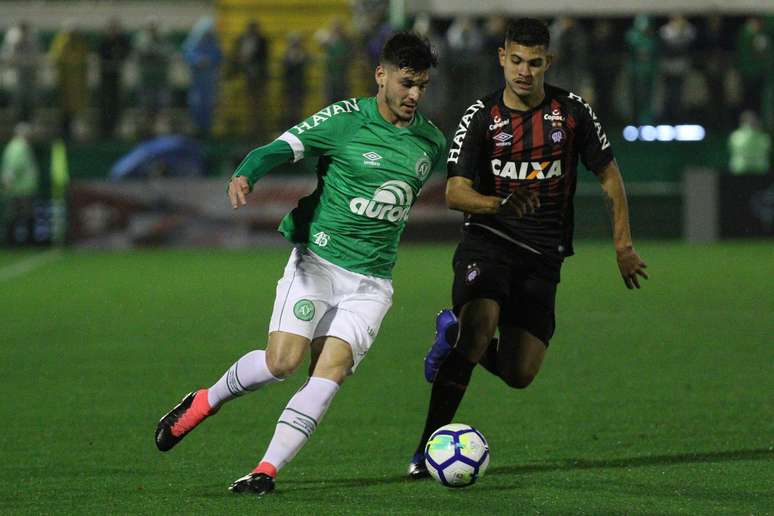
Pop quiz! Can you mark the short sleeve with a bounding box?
[447,100,487,180]
[569,93,615,174]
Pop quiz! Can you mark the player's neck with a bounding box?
[376,96,413,128]
[502,86,545,112]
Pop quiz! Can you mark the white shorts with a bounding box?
[269,246,393,372]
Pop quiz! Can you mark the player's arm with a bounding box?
[228,99,359,209]
[447,101,538,216]
[227,139,295,209]
[596,159,648,289]
[446,176,539,216]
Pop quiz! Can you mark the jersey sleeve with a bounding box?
[232,139,295,188]
[275,98,363,164]
[570,93,615,174]
[447,100,487,180]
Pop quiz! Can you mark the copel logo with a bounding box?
[349,180,414,222]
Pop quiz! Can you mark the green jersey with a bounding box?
[234,96,446,278]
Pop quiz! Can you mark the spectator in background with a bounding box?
[413,12,444,59]
[658,14,696,122]
[363,7,392,72]
[1,123,39,245]
[133,21,172,138]
[589,19,621,125]
[736,18,772,119]
[625,15,659,125]
[0,21,40,124]
[232,20,269,139]
[765,16,774,131]
[49,21,90,140]
[413,13,446,129]
[281,32,308,128]
[482,15,507,86]
[698,15,733,128]
[183,17,223,138]
[728,110,771,175]
[350,0,389,38]
[445,15,484,114]
[549,16,589,94]
[316,18,352,103]
[97,18,131,139]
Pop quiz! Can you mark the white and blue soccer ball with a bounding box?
[424,423,490,488]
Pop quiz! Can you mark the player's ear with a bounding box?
[375,64,386,88]
[498,47,506,68]
[544,52,554,71]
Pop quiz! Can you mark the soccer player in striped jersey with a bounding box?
[154,32,466,496]
[408,18,648,478]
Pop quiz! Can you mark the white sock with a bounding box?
[259,377,340,473]
[207,350,281,409]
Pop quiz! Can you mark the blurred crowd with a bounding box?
[0,12,773,149]
[0,16,227,141]
[1,8,771,247]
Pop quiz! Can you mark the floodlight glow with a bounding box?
[656,125,676,141]
[675,125,705,141]
[640,125,657,141]
[623,126,639,142]
[622,124,706,142]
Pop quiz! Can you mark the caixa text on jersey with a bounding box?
[491,159,563,180]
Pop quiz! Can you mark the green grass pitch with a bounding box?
[0,241,772,514]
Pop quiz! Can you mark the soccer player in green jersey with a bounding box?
[154,32,447,496]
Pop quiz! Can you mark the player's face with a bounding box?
[499,42,552,102]
[376,64,430,126]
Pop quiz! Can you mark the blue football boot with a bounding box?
[423,309,457,383]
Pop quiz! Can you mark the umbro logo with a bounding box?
[363,151,383,166]
[493,132,512,147]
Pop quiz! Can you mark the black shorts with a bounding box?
[451,228,561,345]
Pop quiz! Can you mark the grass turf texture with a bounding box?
[0,242,772,515]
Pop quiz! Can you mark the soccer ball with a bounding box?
[424,423,490,488]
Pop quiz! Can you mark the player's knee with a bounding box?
[266,353,302,379]
[502,370,537,389]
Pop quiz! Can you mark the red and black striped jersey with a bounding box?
[447,84,615,262]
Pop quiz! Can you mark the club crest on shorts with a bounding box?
[293,299,315,321]
[465,263,480,284]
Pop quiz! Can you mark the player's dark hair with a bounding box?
[380,31,438,71]
[505,18,550,48]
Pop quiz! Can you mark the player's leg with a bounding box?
[423,308,459,382]
[494,326,547,388]
[410,232,510,477]
[155,246,329,452]
[426,312,502,381]
[154,331,310,453]
[480,271,557,388]
[230,335,351,496]
[409,298,499,477]
[231,261,392,494]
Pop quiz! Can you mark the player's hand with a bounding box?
[616,246,648,289]
[499,188,540,218]
[228,176,250,209]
